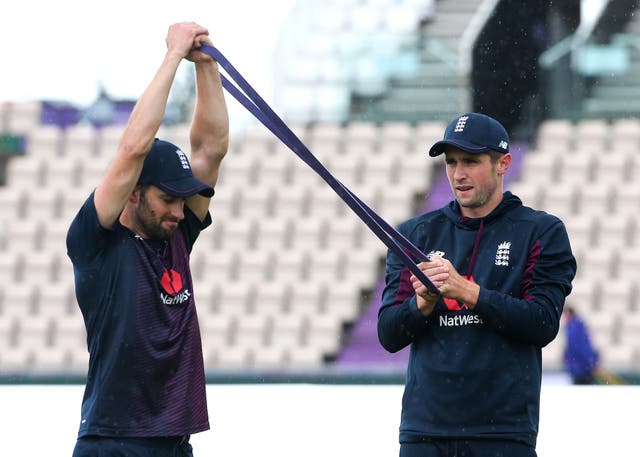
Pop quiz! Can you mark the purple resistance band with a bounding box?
[199,44,438,294]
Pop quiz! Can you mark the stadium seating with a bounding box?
[512,117,640,369]
[1,104,639,375]
[0,113,438,373]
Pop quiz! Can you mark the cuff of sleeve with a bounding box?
[474,286,492,315]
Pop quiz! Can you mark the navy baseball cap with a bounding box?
[137,139,214,198]
[428,113,510,157]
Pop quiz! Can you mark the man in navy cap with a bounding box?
[378,113,576,456]
[67,22,228,457]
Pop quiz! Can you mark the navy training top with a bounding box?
[378,192,577,447]
[67,192,212,438]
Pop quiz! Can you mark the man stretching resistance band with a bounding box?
[67,22,228,457]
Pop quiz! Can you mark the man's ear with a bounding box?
[129,186,142,203]
[497,153,512,175]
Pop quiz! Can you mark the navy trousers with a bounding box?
[400,439,537,457]
[72,435,193,457]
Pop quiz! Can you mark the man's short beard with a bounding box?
[459,187,493,209]
[134,187,176,240]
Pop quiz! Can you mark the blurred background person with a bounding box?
[563,306,600,385]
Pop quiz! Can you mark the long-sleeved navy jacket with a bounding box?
[378,191,576,447]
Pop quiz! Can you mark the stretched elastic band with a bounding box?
[199,44,438,294]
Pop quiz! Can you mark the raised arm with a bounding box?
[94,22,209,229]
[184,35,230,221]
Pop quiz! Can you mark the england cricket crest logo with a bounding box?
[454,115,469,132]
[495,241,511,266]
[176,149,191,169]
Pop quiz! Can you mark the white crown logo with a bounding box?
[498,241,511,250]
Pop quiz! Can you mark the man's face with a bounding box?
[443,147,509,218]
[133,186,186,240]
